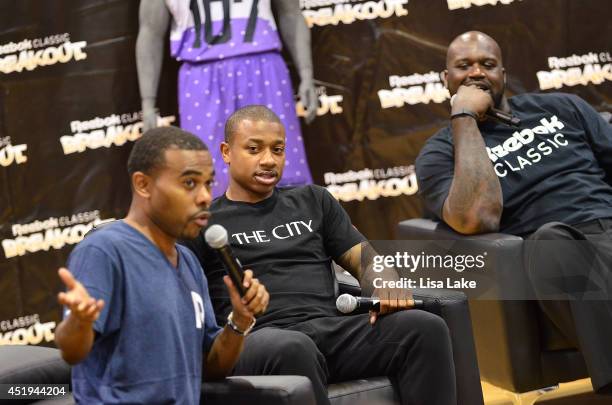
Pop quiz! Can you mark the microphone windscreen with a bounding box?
[336,294,357,314]
[204,224,228,249]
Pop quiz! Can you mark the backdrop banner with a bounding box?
[1,0,610,346]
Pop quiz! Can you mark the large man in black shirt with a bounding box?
[416,31,612,393]
[185,105,457,405]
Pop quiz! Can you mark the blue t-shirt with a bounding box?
[65,221,222,405]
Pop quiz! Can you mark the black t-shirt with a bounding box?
[183,185,366,329]
[416,92,612,235]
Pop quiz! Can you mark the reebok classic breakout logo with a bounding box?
[378,71,450,109]
[0,137,28,167]
[60,111,176,155]
[537,51,612,90]
[486,115,569,178]
[296,86,343,117]
[447,0,522,10]
[0,33,87,74]
[324,165,418,202]
[1,211,114,259]
[0,314,56,346]
[301,0,408,28]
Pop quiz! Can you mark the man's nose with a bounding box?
[468,64,485,77]
[259,149,276,167]
[196,185,212,206]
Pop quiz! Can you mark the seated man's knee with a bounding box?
[529,221,579,241]
[386,310,451,347]
[267,330,320,363]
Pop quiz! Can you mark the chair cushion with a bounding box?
[328,377,398,405]
[202,375,316,405]
[0,346,71,385]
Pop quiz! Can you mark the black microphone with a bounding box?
[204,224,245,296]
[487,108,521,127]
[335,294,424,314]
[450,94,521,127]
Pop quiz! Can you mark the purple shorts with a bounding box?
[178,51,312,197]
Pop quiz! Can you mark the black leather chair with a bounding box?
[0,345,316,405]
[397,218,589,394]
[333,266,484,405]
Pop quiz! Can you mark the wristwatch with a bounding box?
[227,311,256,336]
[450,109,479,121]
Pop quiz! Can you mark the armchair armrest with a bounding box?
[0,346,71,386]
[396,218,546,392]
[202,375,316,405]
[333,251,484,405]
[333,261,362,297]
[411,288,484,405]
[0,345,72,404]
[398,218,523,243]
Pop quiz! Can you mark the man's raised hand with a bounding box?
[57,268,104,325]
[452,84,493,120]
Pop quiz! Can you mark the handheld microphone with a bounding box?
[204,224,245,296]
[450,94,521,127]
[335,294,424,314]
[487,108,521,127]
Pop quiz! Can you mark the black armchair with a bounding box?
[0,345,316,405]
[397,218,589,394]
[333,265,484,405]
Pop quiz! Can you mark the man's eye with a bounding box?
[184,179,196,188]
[248,146,258,153]
[274,147,285,154]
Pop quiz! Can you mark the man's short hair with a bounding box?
[127,126,208,177]
[224,105,282,143]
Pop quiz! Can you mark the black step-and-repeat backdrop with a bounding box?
[1,0,610,346]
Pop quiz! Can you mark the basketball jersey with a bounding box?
[166,0,282,62]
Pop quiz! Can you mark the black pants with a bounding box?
[524,219,612,393]
[232,310,457,405]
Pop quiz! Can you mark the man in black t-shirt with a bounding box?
[184,105,457,405]
[415,31,612,393]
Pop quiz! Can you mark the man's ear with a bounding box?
[503,68,507,86]
[441,70,449,89]
[132,171,152,199]
[220,142,231,165]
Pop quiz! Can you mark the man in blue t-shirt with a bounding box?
[415,31,612,394]
[54,126,269,404]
